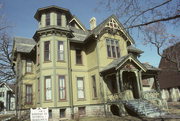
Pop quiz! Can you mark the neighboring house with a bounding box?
[0,82,15,111]
[12,5,165,120]
[158,42,180,90]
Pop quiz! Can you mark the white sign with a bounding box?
[30,108,49,121]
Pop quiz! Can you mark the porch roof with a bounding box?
[100,54,147,74]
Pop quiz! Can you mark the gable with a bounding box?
[105,18,121,30]
[69,16,87,31]
[90,15,135,45]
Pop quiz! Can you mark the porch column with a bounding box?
[138,70,143,91]
[116,70,120,93]
[120,70,124,92]
[135,71,141,98]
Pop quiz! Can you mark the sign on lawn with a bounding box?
[30,108,48,121]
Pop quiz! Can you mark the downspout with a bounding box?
[67,38,74,118]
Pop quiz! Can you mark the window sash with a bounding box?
[92,75,97,98]
[58,41,64,61]
[45,76,52,100]
[57,13,61,26]
[44,41,50,61]
[59,76,66,100]
[26,61,32,73]
[37,44,40,64]
[77,77,85,99]
[46,13,50,26]
[26,85,32,104]
[76,50,82,64]
[106,39,120,58]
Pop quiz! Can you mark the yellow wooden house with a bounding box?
[12,5,167,120]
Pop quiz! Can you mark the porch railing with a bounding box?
[107,90,135,103]
[142,90,160,100]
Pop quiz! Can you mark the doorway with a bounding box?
[122,71,140,99]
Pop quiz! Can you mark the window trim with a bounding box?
[106,38,120,58]
[57,12,61,26]
[77,77,85,100]
[44,76,52,101]
[37,44,40,65]
[59,109,66,118]
[75,49,83,65]
[58,75,66,101]
[57,41,65,61]
[92,75,98,98]
[44,41,51,62]
[26,60,33,73]
[25,84,33,104]
[46,13,50,26]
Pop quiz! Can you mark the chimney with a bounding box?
[90,17,96,30]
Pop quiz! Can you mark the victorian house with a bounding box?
[12,6,167,120]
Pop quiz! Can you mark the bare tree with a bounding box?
[0,3,15,82]
[97,0,180,28]
[97,0,180,68]
[142,22,180,70]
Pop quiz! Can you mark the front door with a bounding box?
[122,71,140,99]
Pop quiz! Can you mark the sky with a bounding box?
[1,0,166,67]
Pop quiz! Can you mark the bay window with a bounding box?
[25,85,32,104]
[44,41,50,61]
[58,41,64,61]
[59,76,66,100]
[45,76,52,101]
[77,77,85,99]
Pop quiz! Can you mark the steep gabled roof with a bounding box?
[88,14,135,44]
[127,45,144,54]
[0,82,15,93]
[100,54,147,74]
[14,37,36,53]
[69,16,87,31]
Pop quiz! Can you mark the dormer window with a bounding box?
[57,13,61,26]
[46,13,50,26]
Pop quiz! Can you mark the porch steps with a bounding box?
[123,99,167,118]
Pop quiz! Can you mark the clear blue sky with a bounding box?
[1,0,163,67]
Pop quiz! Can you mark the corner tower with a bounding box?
[33,6,73,116]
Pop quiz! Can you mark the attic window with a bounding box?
[57,12,61,26]
[46,13,50,26]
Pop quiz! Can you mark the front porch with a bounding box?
[100,54,167,117]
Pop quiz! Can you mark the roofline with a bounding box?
[34,5,72,20]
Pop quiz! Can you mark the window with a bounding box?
[76,50,82,64]
[26,60,32,73]
[92,75,97,98]
[44,41,50,61]
[58,41,64,61]
[46,13,50,26]
[78,107,86,115]
[45,76,52,101]
[77,77,85,99]
[49,109,52,118]
[37,78,40,103]
[25,85,32,104]
[59,109,66,118]
[37,44,40,65]
[57,13,61,26]
[59,76,66,100]
[106,39,120,58]
[0,92,4,97]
